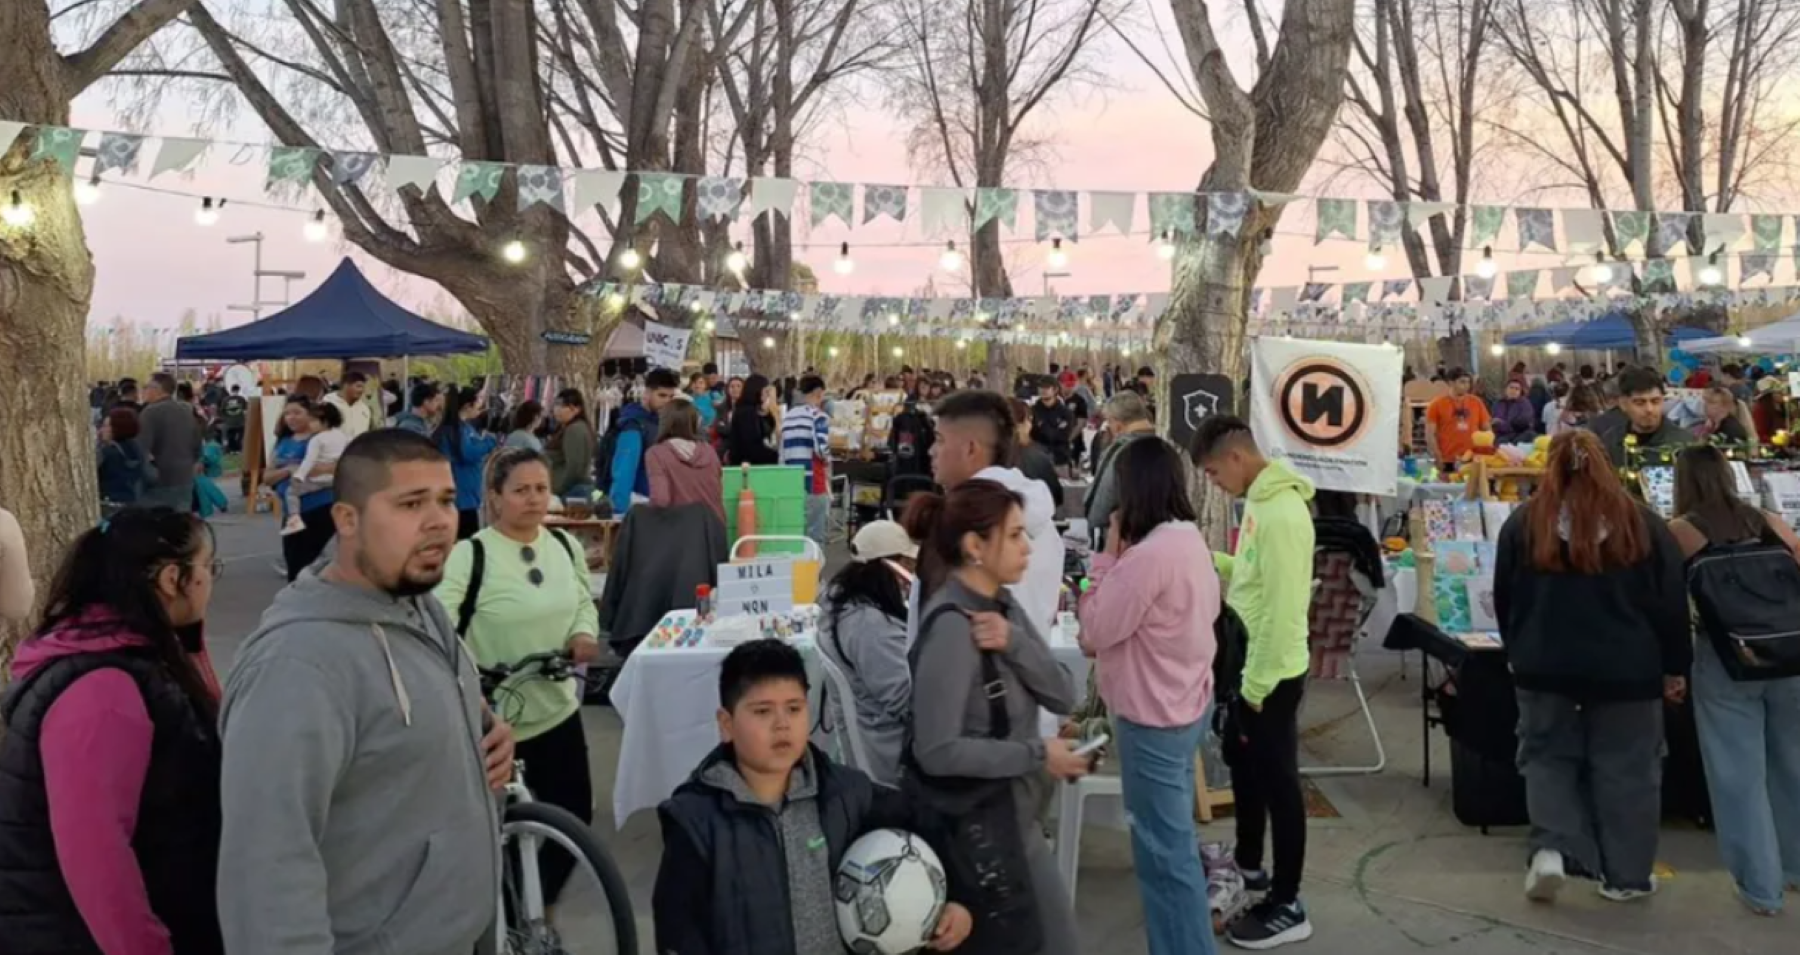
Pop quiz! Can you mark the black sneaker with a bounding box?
[1239,867,1272,894]
[1226,899,1313,950]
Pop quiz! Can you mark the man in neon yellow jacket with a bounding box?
[1191,414,1316,951]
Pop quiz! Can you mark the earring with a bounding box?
[971,557,983,567]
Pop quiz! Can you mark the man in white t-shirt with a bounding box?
[324,371,375,438]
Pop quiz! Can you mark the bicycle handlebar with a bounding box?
[477,650,576,701]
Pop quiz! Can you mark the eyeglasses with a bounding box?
[206,558,225,579]
[521,546,544,587]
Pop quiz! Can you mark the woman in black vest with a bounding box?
[0,508,224,955]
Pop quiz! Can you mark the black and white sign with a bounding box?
[541,330,592,346]
[715,559,795,616]
[1168,373,1235,451]
[643,320,694,370]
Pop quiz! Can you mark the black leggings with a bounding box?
[514,712,594,904]
[282,506,336,583]
[1232,676,1308,904]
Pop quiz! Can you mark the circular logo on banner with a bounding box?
[1274,358,1371,449]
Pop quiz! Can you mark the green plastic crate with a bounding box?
[721,465,810,554]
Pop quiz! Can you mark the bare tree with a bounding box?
[1493,0,1800,360]
[891,0,1112,385]
[0,0,199,667]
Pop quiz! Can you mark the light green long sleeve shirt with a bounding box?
[1214,458,1316,706]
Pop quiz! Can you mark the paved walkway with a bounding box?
[199,506,1787,954]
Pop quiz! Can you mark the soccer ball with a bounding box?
[834,828,949,954]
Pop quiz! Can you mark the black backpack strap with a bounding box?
[913,603,1011,740]
[455,539,486,638]
[547,528,580,566]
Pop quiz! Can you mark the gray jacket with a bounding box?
[1083,429,1157,544]
[820,598,911,786]
[910,577,1076,830]
[138,398,204,488]
[218,571,499,955]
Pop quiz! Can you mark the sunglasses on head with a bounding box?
[521,546,544,587]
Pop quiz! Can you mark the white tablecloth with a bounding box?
[610,623,1094,826]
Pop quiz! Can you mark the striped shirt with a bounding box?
[780,403,831,494]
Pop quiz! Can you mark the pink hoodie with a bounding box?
[1077,521,1221,727]
[9,610,219,955]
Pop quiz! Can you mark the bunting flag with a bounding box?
[1549,267,1579,292]
[1654,212,1693,252]
[1148,193,1196,236]
[1341,282,1372,304]
[1406,201,1453,230]
[1611,210,1650,250]
[637,172,686,224]
[386,154,446,193]
[94,133,145,175]
[1562,209,1605,251]
[1380,279,1412,300]
[1753,214,1783,251]
[328,151,378,186]
[453,161,507,204]
[1301,282,1329,303]
[1034,190,1078,241]
[1507,270,1540,299]
[1468,205,1504,248]
[1206,191,1249,237]
[266,146,320,187]
[1517,208,1556,251]
[1641,259,1676,293]
[0,121,24,159]
[1089,191,1134,234]
[570,169,625,210]
[1464,275,1494,300]
[1367,200,1404,247]
[516,165,566,212]
[29,127,83,174]
[1742,252,1775,282]
[1703,213,1746,254]
[1417,276,1453,304]
[1316,198,1356,243]
[695,176,744,221]
[863,184,907,224]
[974,188,1018,231]
[809,181,853,228]
[920,187,968,234]
[751,177,798,219]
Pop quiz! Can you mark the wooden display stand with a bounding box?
[1195,748,1235,822]
[544,516,622,572]
[1460,461,1546,502]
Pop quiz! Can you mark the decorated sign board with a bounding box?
[1249,338,1403,496]
[643,319,694,371]
[1168,373,1234,453]
[716,558,796,617]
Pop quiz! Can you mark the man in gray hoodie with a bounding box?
[218,430,514,955]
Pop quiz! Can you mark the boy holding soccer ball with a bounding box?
[654,639,974,954]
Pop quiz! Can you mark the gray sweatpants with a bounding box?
[1515,689,1663,890]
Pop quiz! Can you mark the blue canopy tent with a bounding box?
[1503,312,1711,350]
[174,258,489,360]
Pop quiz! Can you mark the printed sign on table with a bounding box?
[1249,337,1402,495]
[643,319,693,371]
[715,558,796,617]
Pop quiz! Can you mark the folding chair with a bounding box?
[1299,544,1387,776]
[810,647,875,777]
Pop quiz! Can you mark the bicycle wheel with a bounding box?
[500,801,639,955]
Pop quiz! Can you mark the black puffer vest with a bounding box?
[0,647,224,955]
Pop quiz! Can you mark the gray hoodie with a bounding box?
[218,571,499,955]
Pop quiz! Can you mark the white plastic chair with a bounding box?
[1053,774,1123,910]
[729,535,826,562]
[812,648,875,777]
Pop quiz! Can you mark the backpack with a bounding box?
[1210,603,1250,719]
[454,529,580,637]
[594,414,644,493]
[1686,527,1800,680]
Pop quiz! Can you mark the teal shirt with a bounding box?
[434,526,598,740]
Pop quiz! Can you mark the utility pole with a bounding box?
[225,233,306,322]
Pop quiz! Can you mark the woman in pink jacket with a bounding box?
[0,508,223,955]
[1078,437,1221,955]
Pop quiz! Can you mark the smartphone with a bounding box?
[1072,733,1109,758]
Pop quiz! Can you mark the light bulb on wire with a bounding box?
[1475,246,1497,278]
[939,241,963,272]
[1,190,33,228]
[887,313,900,327]
[1699,253,1723,286]
[834,241,855,275]
[762,336,776,348]
[1489,343,1505,357]
[891,346,904,358]
[725,242,747,274]
[303,210,329,242]
[702,319,716,332]
[1590,252,1614,284]
[194,197,222,226]
[955,339,967,350]
[828,346,840,358]
[1046,237,1068,270]
[619,247,642,271]
[501,239,527,264]
[74,175,102,207]
[1364,245,1387,271]
[1545,342,1563,355]
[1738,336,1754,348]
[1155,231,1176,261]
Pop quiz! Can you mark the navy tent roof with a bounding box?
[175,259,489,360]
[1502,312,1711,350]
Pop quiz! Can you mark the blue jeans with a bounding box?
[1693,640,1800,910]
[1115,716,1216,955]
[805,492,830,545]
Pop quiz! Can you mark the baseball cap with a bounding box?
[851,521,918,563]
[1058,370,1077,389]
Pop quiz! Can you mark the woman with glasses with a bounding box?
[433,447,601,910]
[0,508,225,955]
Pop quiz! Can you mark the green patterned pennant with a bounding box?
[1341,282,1372,304]
[636,172,686,224]
[1315,198,1356,243]
[29,126,82,174]
[1641,258,1676,293]
[1148,193,1197,236]
[1468,205,1504,248]
[1752,214,1783,252]
[266,146,320,187]
[809,181,853,228]
[1505,270,1539,299]
[973,188,1018,231]
[453,161,508,204]
[1609,210,1650,250]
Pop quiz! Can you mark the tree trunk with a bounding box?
[0,14,104,668]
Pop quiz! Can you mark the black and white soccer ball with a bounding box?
[834,828,948,954]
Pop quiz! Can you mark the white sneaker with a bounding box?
[1598,877,1659,902]
[1524,850,1567,903]
[280,515,306,536]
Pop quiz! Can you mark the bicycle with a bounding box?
[479,650,638,955]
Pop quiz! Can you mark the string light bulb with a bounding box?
[74,175,102,207]
[1738,336,1754,348]
[1699,253,1723,286]
[725,242,747,273]
[762,336,776,348]
[606,292,625,308]
[891,346,904,358]
[1364,245,1387,271]
[619,247,642,271]
[1155,231,1176,261]
[887,313,900,326]
[702,319,716,332]
[1476,246,1497,278]
[828,346,840,358]
[194,197,221,226]
[1046,237,1068,270]
[1259,230,1273,257]
[834,241,854,275]
[1083,315,1096,328]
[1591,251,1614,284]
[1489,343,1505,357]
[501,239,527,264]
[1545,342,1563,355]
[303,210,329,242]
[1,190,33,227]
[939,241,963,272]
[955,339,967,350]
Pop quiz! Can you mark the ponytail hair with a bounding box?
[899,478,1023,600]
[34,508,218,716]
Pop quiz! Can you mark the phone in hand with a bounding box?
[1072,733,1109,758]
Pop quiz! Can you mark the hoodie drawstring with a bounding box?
[372,623,413,727]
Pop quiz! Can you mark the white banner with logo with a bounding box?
[1249,337,1402,496]
[642,319,693,370]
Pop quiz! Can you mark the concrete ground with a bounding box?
[199,500,1787,955]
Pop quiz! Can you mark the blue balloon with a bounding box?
[1669,367,1686,384]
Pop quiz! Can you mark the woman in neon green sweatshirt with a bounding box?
[1192,415,1317,950]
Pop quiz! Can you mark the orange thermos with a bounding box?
[735,464,758,558]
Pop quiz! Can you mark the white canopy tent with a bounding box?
[1684,312,1800,354]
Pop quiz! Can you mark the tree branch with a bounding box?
[63,0,197,95]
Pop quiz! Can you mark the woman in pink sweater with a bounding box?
[646,399,725,523]
[1077,437,1221,955]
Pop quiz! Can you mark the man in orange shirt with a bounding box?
[1425,368,1491,469]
